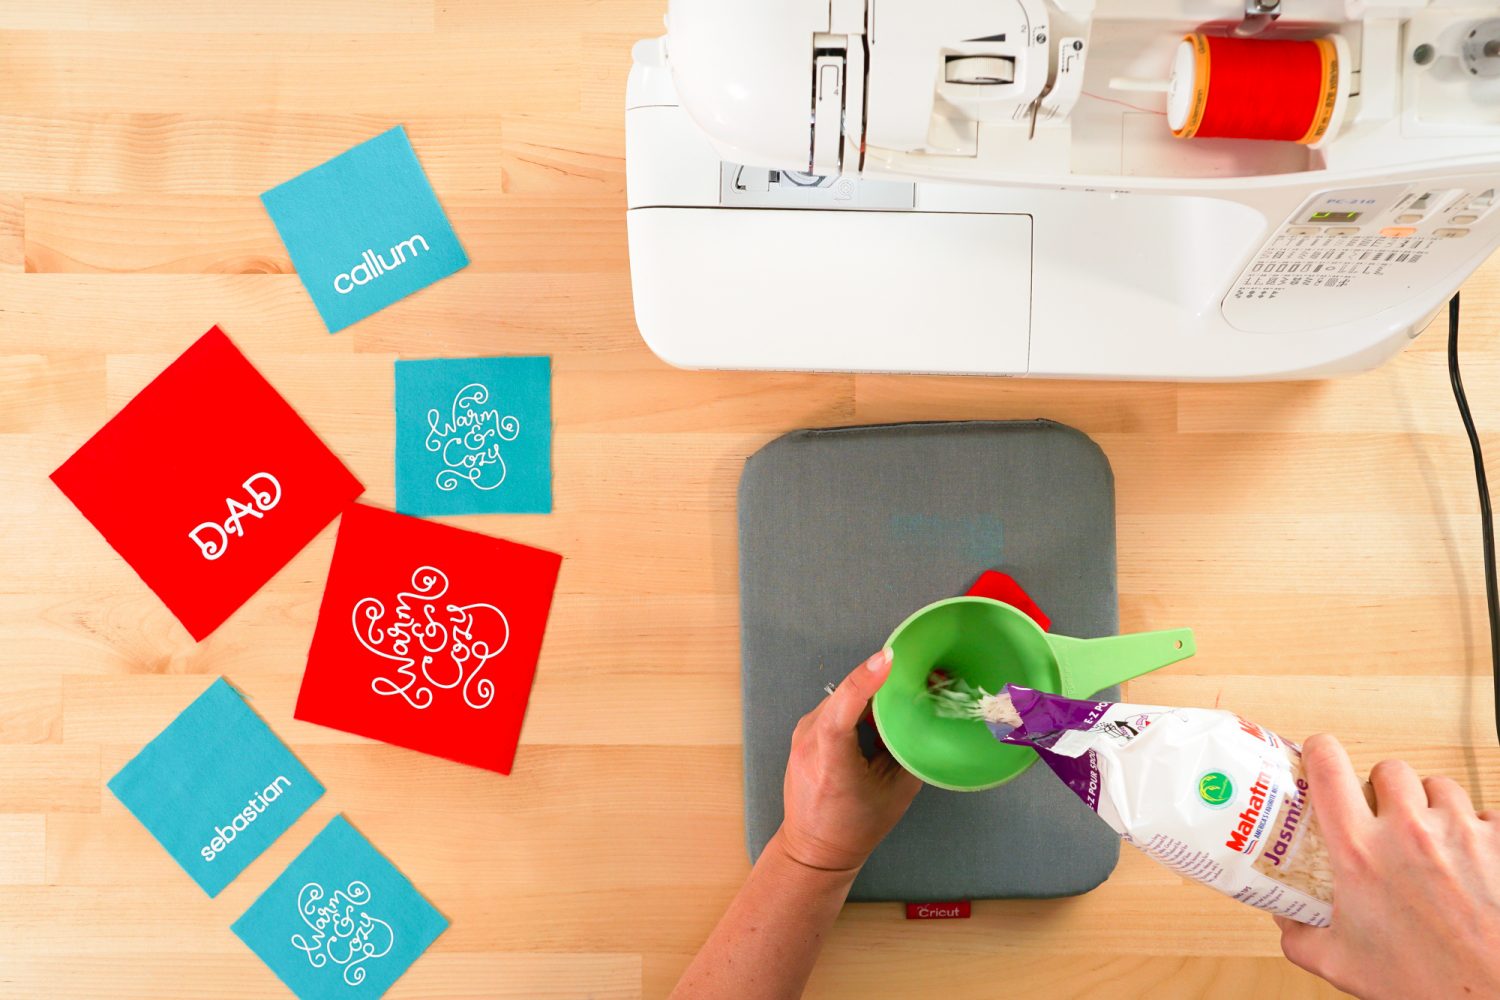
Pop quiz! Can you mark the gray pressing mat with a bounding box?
[739,420,1122,902]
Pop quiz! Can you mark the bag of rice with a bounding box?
[940,681,1341,926]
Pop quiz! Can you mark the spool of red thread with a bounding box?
[1167,33,1346,145]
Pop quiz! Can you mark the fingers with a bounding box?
[1306,734,1476,823]
[820,650,894,735]
[1275,915,1337,982]
[1423,774,1476,815]
[1369,758,1427,818]
[872,749,922,791]
[1301,734,1372,842]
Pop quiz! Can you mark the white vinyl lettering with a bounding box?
[199,775,292,862]
[424,383,519,492]
[291,881,395,986]
[332,234,429,294]
[351,565,506,711]
[189,472,282,561]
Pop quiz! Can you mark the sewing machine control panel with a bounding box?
[1223,180,1500,334]
[1277,186,1496,240]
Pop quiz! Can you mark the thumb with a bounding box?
[820,650,894,734]
[1274,915,1337,980]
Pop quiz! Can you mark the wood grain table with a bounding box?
[3,3,1499,998]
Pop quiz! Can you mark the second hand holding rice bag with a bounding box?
[945,682,1347,926]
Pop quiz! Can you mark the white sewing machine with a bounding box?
[625,0,1500,379]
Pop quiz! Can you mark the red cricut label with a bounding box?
[905,901,971,920]
[50,326,364,640]
[294,503,562,775]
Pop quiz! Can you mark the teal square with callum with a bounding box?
[261,125,469,333]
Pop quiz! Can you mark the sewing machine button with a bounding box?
[1451,214,1479,225]
[1396,213,1424,224]
[1328,227,1360,236]
[1380,226,1419,238]
[1434,228,1470,238]
[1287,226,1321,236]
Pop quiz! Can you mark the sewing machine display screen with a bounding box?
[1308,210,1362,223]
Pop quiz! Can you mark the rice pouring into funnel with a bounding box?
[927,677,1343,926]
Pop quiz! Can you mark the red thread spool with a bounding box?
[1167,33,1344,145]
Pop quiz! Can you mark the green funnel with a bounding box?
[872,597,1194,791]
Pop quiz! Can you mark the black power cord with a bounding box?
[1447,291,1500,744]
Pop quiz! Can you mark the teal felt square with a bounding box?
[233,815,448,999]
[107,678,324,897]
[394,356,552,515]
[261,126,468,333]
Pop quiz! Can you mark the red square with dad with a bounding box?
[50,327,364,640]
[295,503,562,775]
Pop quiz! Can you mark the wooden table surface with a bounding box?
[4,3,1500,998]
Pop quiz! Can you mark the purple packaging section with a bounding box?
[990,684,1114,748]
[1035,747,1104,812]
[992,684,1117,814]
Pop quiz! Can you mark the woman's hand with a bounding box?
[1275,734,1500,999]
[778,649,923,872]
[670,650,917,999]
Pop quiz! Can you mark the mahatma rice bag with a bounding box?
[992,684,1334,926]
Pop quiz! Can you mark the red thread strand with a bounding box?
[1082,91,1167,115]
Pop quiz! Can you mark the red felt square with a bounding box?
[295,503,562,775]
[51,327,364,641]
[965,570,1051,631]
